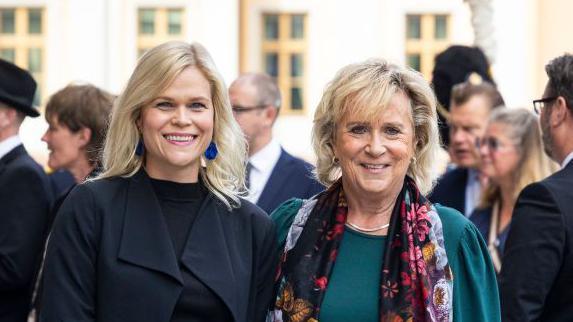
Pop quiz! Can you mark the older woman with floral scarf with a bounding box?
[269,60,500,322]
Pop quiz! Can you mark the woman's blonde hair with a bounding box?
[480,108,558,207]
[99,41,247,209]
[312,59,442,194]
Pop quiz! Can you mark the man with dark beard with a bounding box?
[500,54,573,321]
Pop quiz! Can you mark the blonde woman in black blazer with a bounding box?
[39,41,277,322]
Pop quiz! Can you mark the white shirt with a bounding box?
[562,151,573,168]
[246,138,282,204]
[464,168,481,217]
[0,135,22,160]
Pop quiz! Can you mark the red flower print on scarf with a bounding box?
[414,205,431,242]
[329,249,338,261]
[409,246,426,276]
[314,276,328,291]
[326,223,345,240]
[400,271,411,286]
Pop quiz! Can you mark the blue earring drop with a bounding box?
[135,138,144,156]
[204,142,218,160]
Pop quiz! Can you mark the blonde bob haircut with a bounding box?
[312,59,442,195]
[99,41,247,209]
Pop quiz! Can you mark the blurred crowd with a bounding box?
[1,42,572,322]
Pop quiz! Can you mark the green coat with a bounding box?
[271,199,501,322]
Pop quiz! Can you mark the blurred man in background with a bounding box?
[429,79,504,216]
[229,73,323,214]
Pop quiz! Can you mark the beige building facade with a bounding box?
[0,0,570,165]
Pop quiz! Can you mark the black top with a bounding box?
[428,167,468,215]
[39,169,277,322]
[469,206,510,255]
[150,178,233,322]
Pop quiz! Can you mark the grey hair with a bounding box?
[232,73,282,109]
[545,53,573,110]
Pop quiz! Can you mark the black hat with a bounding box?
[431,45,494,147]
[432,45,494,110]
[0,59,39,117]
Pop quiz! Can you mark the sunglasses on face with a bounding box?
[475,137,505,152]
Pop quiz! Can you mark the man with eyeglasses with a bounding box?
[429,79,504,216]
[229,73,323,214]
[500,54,573,321]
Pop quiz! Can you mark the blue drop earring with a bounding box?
[135,138,144,156]
[204,142,218,160]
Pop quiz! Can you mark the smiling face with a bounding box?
[479,122,520,184]
[42,116,89,171]
[138,66,214,182]
[333,91,416,199]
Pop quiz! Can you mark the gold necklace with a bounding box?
[345,221,390,233]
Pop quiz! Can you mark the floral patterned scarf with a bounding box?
[270,177,453,322]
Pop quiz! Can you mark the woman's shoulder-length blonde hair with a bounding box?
[312,58,442,195]
[99,41,247,209]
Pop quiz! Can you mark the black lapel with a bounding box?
[118,170,183,284]
[0,144,26,176]
[180,195,240,322]
[257,149,292,212]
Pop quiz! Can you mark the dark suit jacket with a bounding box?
[0,144,52,322]
[39,170,277,322]
[48,169,75,198]
[428,167,468,214]
[500,161,573,322]
[257,149,324,214]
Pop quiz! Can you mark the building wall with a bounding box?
[536,0,573,96]
[1,0,570,165]
[2,0,238,165]
[241,0,473,160]
[491,0,537,108]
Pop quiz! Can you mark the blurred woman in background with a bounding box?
[42,83,114,213]
[471,108,557,273]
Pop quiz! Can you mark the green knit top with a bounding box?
[271,199,501,322]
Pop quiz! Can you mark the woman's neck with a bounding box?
[343,182,402,232]
[68,157,94,184]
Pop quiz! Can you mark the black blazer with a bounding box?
[428,167,468,215]
[0,144,52,322]
[257,149,324,214]
[39,170,277,322]
[500,161,573,321]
